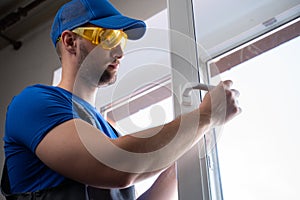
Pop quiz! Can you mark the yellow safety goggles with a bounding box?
[59,27,128,50]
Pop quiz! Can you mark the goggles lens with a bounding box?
[71,27,128,50]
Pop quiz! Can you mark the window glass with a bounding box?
[210,36,300,200]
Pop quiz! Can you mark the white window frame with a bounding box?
[168,0,211,199]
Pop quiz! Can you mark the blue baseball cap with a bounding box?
[50,0,146,46]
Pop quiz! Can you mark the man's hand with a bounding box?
[200,80,241,128]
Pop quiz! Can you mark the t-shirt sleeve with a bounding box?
[5,86,77,153]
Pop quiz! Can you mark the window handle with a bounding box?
[182,83,215,106]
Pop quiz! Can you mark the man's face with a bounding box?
[77,39,123,88]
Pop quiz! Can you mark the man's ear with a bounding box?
[60,30,77,54]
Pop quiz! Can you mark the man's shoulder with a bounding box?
[21,84,67,96]
[6,84,74,120]
[12,84,71,104]
[5,84,75,150]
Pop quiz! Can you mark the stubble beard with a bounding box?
[98,70,117,87]
[79,44,117,88]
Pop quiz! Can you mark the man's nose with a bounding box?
[111,44,124,60]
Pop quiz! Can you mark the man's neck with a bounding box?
[58,80,98,106]
[74,82,98,106]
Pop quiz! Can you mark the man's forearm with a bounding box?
[138,164,178,200]
[110,109,211,174]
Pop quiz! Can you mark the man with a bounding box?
[1,0,241,199]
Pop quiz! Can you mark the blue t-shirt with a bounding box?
[3,84,118,193]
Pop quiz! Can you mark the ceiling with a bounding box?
[0,0,299,53]
[0,0,69,50]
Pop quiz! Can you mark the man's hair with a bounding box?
[55,41,62,60]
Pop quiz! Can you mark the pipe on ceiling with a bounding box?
[0,0,47,50]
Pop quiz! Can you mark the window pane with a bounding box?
[115,97,174,134]
[211,36,300,200]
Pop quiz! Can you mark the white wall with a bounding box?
[0,20,60,199]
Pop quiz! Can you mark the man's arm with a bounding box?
[35,110,202,189]
[36,80,241,189]
[137,164,178,200]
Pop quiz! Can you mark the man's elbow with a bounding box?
[115,173,136,188]
[92,172,136,189]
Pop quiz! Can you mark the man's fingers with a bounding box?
[231,89,240,97]
[222,80,233,88]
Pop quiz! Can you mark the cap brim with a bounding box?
[90,15,146,40]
